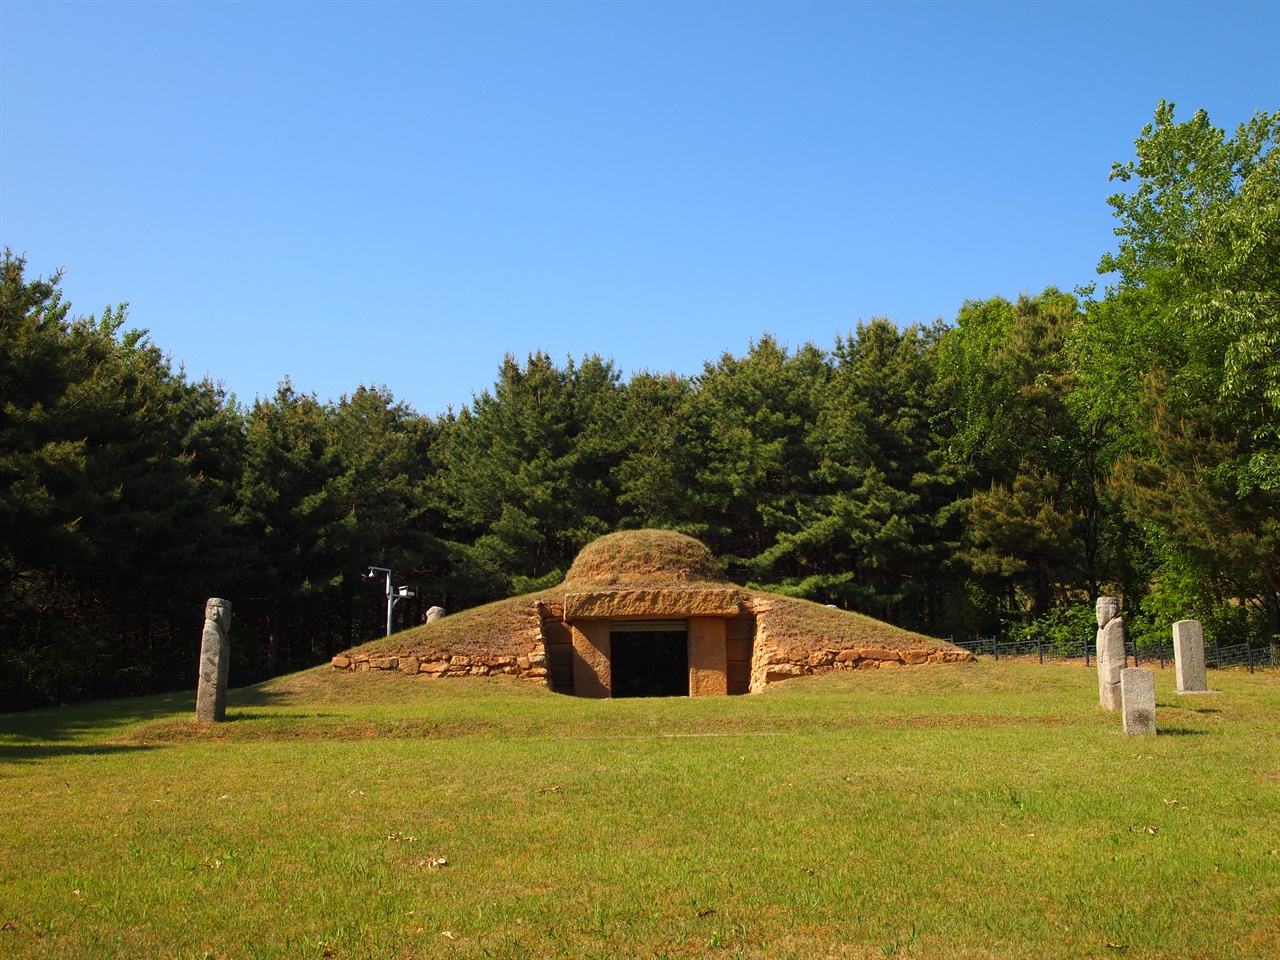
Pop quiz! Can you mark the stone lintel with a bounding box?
[564,589,740,620]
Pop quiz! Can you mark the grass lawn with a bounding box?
[1,661,1277,959]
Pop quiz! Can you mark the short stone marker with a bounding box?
[1120,667,1156,736]
[196,598,232,723]
[1096,597,1126,711]
[425,605,445,623]
[1173,619,1208,693]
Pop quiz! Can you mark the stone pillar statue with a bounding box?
[1096,596,1126,711]
[1121,667,1157,735]
[1172,619,1208,693]
[196,598,232,723]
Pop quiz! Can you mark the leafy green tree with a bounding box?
[751,321,956,628]
[433,352,625,602]
[684,335,828,580]
[1,251,243,707]
[1075,102,1280,644]
[614,371,701,531]
[326,385,442,644]
[233,382,443,669]
[938,289,1126,631]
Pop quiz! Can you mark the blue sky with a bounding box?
[2,1,1276,416]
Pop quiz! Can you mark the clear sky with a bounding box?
[2,1,1277,416]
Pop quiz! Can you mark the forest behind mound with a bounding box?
[3,103,1278,709]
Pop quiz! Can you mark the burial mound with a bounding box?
[332,529,972,696]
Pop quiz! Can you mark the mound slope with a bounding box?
[337,529,971,692]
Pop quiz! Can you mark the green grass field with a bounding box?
[2,662,1277,959]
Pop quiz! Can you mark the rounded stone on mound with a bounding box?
[563,529,730,588]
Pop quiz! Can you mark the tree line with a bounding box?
[3,102,1276,709]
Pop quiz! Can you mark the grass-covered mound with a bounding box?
[343,529,964,675]
[562,528,732,588]
[359,590,555,661]
[758,593,956,657]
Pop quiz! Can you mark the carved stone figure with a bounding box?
[196,598,232,723]
[1096,596,1120,629]
[1096,596,1126,711]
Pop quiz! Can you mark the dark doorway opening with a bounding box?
[611,624,689,698]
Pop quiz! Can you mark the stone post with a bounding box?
[1173,619,1208,693]
[1096,597,1126,711]
[1120,667,1156,736]
[196,598,232,723]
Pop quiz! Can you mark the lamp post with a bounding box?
[366,566,415,637]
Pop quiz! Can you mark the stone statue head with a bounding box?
[1095,596,1119,628]
[205,597,233,633]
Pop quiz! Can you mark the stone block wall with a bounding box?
[748,598,971,692]
[330,600,552,684]
[688,618,729,696]
[726,613,754,695]
[330,650,549,680]
[537,600,575,693]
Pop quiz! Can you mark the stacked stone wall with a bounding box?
[726,614,754,695]
[330,600,551,684]
[536,600,575,693]
[748,598,971,692]
[330,648,551,681]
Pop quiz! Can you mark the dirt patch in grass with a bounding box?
[113,716,496,744]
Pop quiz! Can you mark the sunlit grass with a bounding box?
[2,662,1277,958]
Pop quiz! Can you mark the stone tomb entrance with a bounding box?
[539,587,755,698]
[610,621,689,698]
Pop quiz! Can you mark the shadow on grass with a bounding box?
[228,685,301,709]
[0,691,194,745]
[1156,726,1211,736]
[0,684,298,748]
[0,742,158,764]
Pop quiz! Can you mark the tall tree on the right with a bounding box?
[1072,102,1280,643]
[937,288,1120,636]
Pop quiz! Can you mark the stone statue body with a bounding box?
[196,598,232,723]
[1095,596,1126,711]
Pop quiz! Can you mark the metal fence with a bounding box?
[949,635,1280,674]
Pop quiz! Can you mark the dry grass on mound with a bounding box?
[352,591,553,660]
[562,528,730,589]
[349,588,953,665]
[759,594,949,653]
[343,529,957,665]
